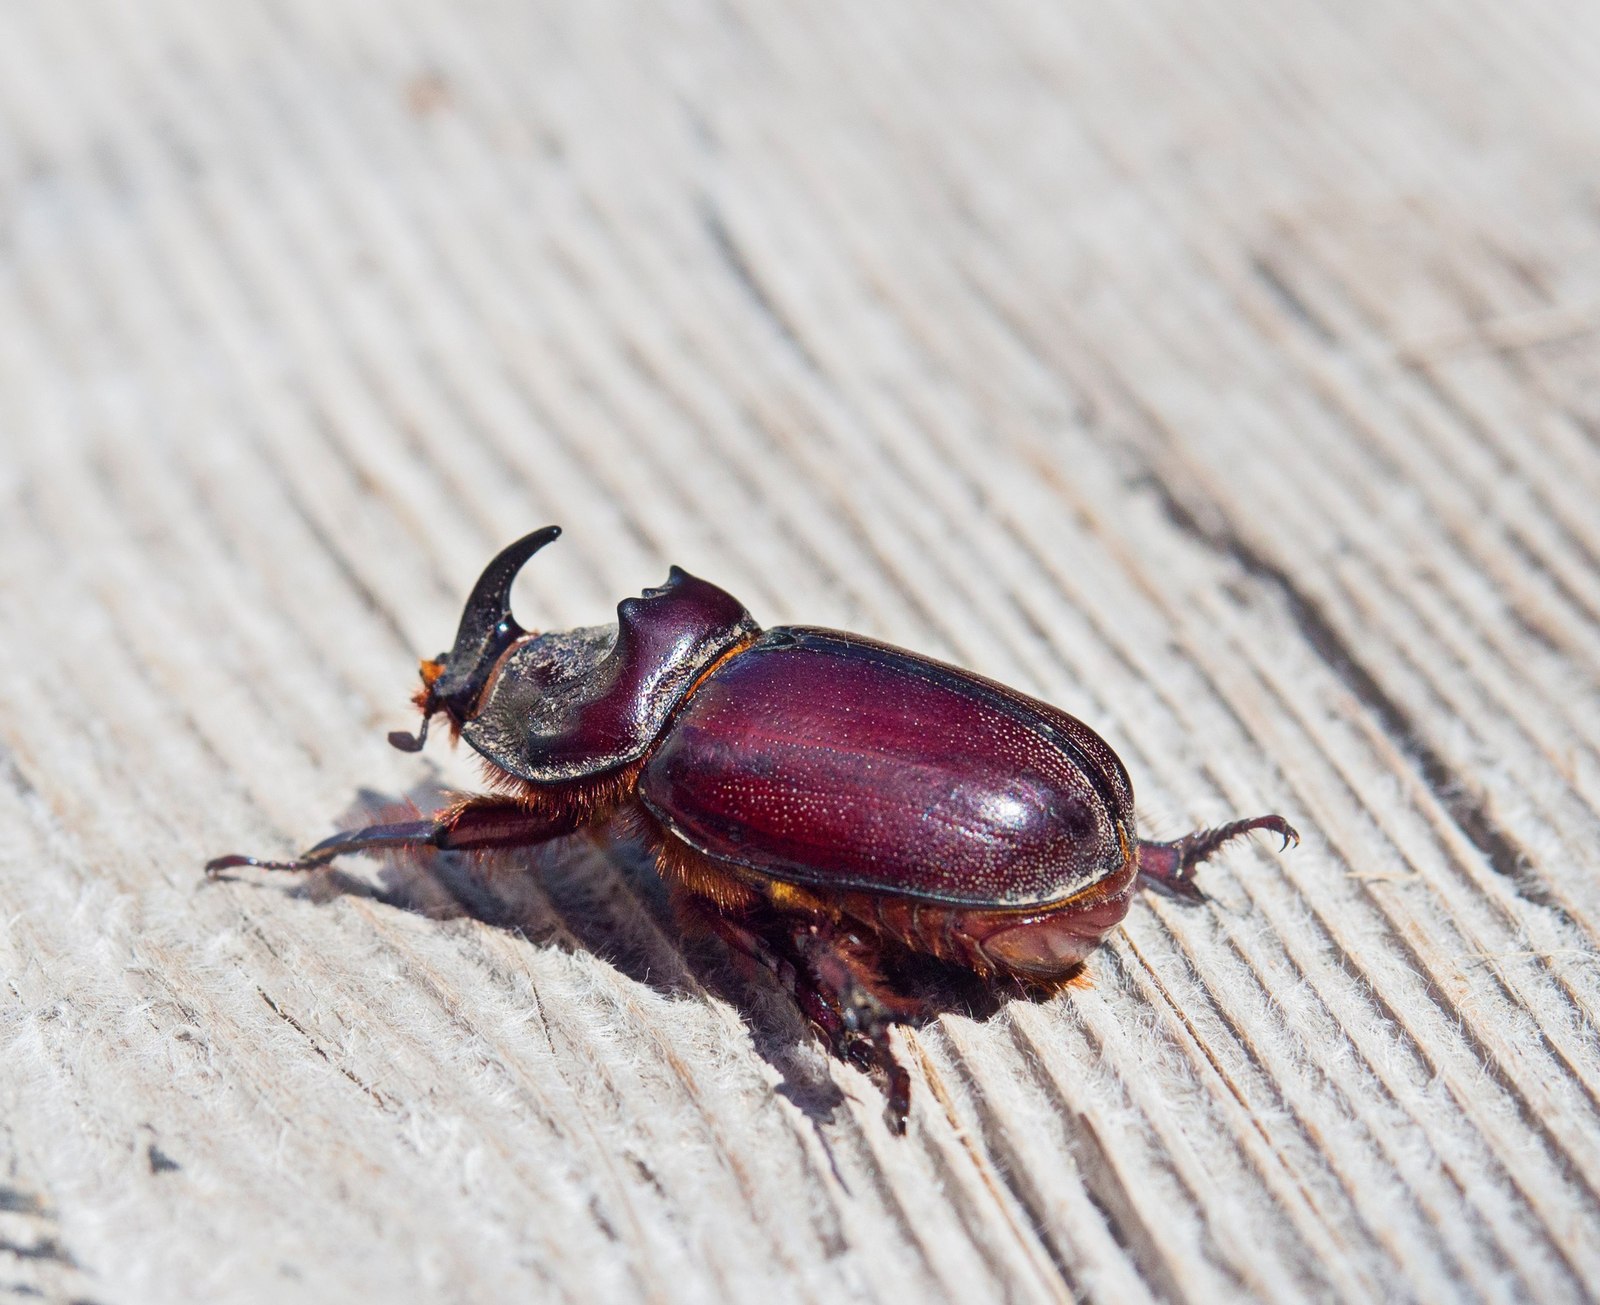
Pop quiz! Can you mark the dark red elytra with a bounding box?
[638,627,1132,909]
[209,528,1297,1131]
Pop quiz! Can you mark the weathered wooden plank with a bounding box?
[3,0,1599,1301]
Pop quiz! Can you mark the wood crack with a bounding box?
[1144,474,1555,911]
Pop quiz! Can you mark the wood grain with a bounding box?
[3,1,1599,1301]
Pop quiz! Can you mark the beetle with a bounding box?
[209,526,1297,1130]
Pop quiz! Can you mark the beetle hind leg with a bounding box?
[1137,813,1300,900]
[787,922,916,1131]
[680,897,919,1132]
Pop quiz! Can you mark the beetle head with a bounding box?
[388,525,565,752]
[391,526,760,786]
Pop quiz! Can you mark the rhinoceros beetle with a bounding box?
[209,527,1297,1130]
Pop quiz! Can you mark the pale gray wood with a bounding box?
[3,1,1599,1301]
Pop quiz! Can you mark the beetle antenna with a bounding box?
[388,715,430,752]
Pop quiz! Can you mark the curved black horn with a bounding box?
[444,525,562,670]
[390,526,562,750]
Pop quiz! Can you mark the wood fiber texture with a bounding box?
[3,2,1599,1302]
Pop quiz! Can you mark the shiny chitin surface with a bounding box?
[463,568,757,784]
[638,628,1137,908]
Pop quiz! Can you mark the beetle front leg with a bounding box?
[1137,813,1299,900]
[205,794,587,877]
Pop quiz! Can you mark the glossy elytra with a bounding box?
[209,527,1297,1130]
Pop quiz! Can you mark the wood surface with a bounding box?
[3,1,1599,1302]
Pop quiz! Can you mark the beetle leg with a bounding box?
[205,795,585,877]
[673,899,788,984]
[786,922,915,1131]
[676,900,915,1131]
[1137,813,1300,900]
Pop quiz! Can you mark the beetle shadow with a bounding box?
[225,783,1016,1129]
